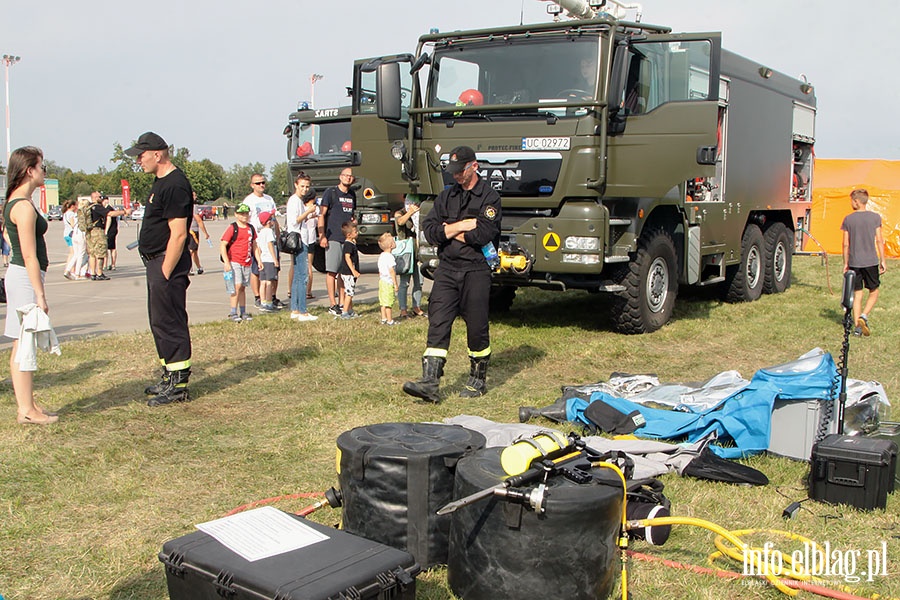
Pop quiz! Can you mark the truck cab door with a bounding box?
[352,55,415,196]
[606,34,722,201]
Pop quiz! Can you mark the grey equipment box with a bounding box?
[768,398,832,461]
[160,511,419,600]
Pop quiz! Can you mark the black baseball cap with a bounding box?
[124,132,169,157]
[445,146,477,174]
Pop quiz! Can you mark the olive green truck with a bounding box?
[311,1,817,332]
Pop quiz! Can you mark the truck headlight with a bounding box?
[360,213,388,224]
[391,140,407,161]
[564,236,600,251]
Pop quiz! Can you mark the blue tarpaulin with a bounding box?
[566,352,838,459]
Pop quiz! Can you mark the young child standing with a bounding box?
[841,188,886,336]
[220,203,257,322]
[338,222,361,319]
[377,232,400,325]
[256,210,280,313]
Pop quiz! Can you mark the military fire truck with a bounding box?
[350,0,816,333]
[283,105,403,254]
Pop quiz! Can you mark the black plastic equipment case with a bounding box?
[159,511,419,600]
[809,434,897,510]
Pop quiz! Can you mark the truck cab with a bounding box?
[284,104,402,254]
[356,5,815,332]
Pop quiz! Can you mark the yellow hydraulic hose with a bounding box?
[627,516,797,595]
[594,461,630,600]
[628,517,897,599]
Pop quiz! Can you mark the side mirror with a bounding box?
[841,270,855,310]
[606,42,630,136]
[410,52,430,75]
[376,62,402,121]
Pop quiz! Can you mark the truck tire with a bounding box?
[763,222,792,294]
[724,224,765,303]
[489,285,516,313]
[611,228,678,334]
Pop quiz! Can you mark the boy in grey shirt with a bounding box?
[841,188,886,336]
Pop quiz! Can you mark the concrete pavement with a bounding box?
[0,218,426,348]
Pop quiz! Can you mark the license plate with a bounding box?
[521,137,570,151]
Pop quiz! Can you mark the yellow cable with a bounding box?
[630,516,797,596]
[595,461,629,599]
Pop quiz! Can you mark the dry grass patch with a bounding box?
[0,256,897,599]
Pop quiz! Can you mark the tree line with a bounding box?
[35,145,292,206]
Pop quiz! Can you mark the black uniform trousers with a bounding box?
[145,251,192,370]
[426,267,491,356]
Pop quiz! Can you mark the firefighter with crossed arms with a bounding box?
[403,146,501,402]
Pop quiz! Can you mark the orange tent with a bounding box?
[805,159,900,258]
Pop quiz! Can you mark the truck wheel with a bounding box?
[763,222,793,294]
[724,224,765,302]
[611,228,678,334]
[489,285,516,313]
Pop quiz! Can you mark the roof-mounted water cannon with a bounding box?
[542,0,643,22]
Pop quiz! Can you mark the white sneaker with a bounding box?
[296,313,318,322]
[290,312,301,320]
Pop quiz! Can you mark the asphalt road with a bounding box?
[0,218,426,349]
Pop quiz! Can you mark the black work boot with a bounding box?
[402,356,445,403]
[144,368,170,396]
[147,369,191,407]
[518,398,568,423]
[459,356,490,398]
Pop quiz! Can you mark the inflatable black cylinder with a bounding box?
[448,447,622,600]
[336,423,486,569]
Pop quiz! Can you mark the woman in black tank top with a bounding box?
[3,146,58,425]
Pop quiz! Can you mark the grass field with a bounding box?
[1,255,898,600]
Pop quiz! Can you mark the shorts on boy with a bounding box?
[325,241,344,272]
[87,228,108,258]
[341,274,358,297]
[260,262,278,282]
[851,265,881,291]
[230,263,251,287]
[378,280,395,307]
[188,231,199,252]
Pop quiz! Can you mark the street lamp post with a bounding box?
[310,73,323,151]
[3,54,21,164]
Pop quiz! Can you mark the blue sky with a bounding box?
[3,0,897,172]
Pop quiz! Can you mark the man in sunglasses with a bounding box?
[243,174,282,309]
[403,146,501,403]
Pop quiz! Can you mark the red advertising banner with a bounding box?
[121,179,131,209]
[39,186,47,213]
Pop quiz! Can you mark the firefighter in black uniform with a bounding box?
[403,146,501,402]
[125,132,194,406]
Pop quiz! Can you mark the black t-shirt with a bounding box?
[138,167,193,256]
[90,203,111,230]
[321,186,356,243]
[338,240,359,276]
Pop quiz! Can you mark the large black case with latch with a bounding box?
[809,434,897,510]
[159,511,419,600]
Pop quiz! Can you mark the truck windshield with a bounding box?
[295,119,352,156]
[427,36,602,116]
